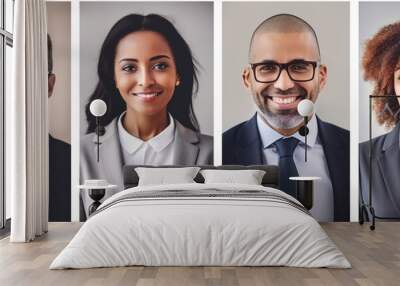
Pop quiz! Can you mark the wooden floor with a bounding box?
[0,222,399,286]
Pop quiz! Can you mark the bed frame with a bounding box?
[123,165,279,189]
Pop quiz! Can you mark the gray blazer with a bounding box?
[359,123,400,218]
[80,117,213,220]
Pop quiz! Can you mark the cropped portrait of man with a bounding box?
[48,34,71,222]
[223,14,349,222]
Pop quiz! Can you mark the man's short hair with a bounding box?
[249,14,321,60]
[47,34,53,74]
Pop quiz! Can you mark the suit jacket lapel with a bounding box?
[235,114,263,165]
[317,117,349,221]
[377,123,400,210]
[173,120,200,165]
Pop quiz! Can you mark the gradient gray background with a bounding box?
[80,2,213,136]
[47,2,71,144]
[223,1,349,131]
[359,2,400,142]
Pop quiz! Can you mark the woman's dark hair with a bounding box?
[85,14,199,133]
[363,21,400,128]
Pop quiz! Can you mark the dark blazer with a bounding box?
[49,135,71,222]
[359,123,400,218]
[223,114,350,221]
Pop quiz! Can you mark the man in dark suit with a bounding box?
[223,14,349,221]
[48,34,71,221]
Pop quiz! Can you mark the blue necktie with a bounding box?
[274,137,300,198]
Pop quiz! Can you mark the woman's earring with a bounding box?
[176,79,180,86]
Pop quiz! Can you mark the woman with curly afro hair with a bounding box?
[359,21,400,219]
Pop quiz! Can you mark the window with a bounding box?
[0,0,14,232]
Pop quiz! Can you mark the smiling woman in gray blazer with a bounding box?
[80,14,213,219]
[359,21,400,218]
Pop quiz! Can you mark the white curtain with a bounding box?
[10,0,48,242]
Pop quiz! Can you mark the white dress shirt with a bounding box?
[257,113,334,222]
[118,112,176,165]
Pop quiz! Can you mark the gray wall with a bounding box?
[222,1,349,131]
[80,1,213,136]
[359,2,400,142]
[47,2,71,144]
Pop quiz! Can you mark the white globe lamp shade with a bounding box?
[90,99,107,117]
[297,99,314,117]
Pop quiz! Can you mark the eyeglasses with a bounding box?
[250,60,319,83]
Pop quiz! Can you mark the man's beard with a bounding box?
[257,105,304,129]
[256,85,311,130]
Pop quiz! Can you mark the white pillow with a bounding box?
[200,169,266,185]
[135,167,201,186]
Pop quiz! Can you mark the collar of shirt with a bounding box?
[256,112,318,149]
[117,112,175,154]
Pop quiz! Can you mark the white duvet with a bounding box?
[50,183,351,269]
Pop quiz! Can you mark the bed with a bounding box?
[50,165,350,269]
